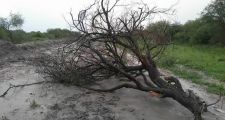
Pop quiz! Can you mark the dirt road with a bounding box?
[0,40,224,120]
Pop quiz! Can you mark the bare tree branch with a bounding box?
[0,81,50,97]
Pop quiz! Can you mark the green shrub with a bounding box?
[29,31,45,38]
[29,100,40,109]
[0,28,10,40]
[173,32,189,43]
[46,28,73,39]
[10,30,30,43]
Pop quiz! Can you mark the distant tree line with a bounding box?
[28,28,80,41]
[1,0,224,45]
[0,27,80,44]
[147,0,225,46]
[0,13,80,43]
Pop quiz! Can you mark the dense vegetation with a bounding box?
[153,0,225,94]
[0,27,79,43]
[148,0,225,46]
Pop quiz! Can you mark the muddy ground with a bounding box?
[0,40,224,120]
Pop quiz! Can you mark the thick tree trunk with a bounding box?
[145,62,204,120]
[169,89,203,120]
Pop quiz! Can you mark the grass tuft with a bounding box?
[30,100,40,109]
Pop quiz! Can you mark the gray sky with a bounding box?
[0,0,212,32]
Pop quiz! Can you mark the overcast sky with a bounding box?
[0,0,212,32]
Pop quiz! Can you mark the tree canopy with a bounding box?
[155,0,225,45]
[0,13,24,30]
[202,0,225,26]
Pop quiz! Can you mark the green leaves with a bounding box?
[0,12,24,30]
[9,13,24,29]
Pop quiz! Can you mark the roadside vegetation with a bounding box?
[0,27,79,43]
[0,13,79,44]
[158,44,225,94]
[146,0,225,95]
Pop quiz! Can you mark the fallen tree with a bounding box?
[38,0,214,119]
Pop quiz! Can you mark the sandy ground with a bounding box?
[0,40,225,120]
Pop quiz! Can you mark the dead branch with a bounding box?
[0,81,50,97]
[80,83,140,92]
[35,0,209,119]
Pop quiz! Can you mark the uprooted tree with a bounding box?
[37,0,216,119]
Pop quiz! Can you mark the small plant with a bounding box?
[30,100,40,109]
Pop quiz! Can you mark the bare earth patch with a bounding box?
[0,40,224,120]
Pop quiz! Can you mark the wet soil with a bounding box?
[0,40,224,120]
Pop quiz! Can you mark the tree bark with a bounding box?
[145,63,204,120]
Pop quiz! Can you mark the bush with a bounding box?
[46,28,73,39]
[0,28,10,40]
[29,31,45,38]
[173,32,189,43]
[10,30,30,43]
[190,24,212,44]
